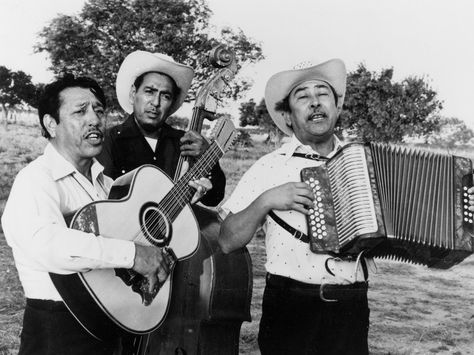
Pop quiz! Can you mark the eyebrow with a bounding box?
[143,85,173,95]
[292,84,330,96]
[74,100,104,109]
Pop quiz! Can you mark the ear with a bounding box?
[128,85,136,106]
[282,111,292,129]
[43,114,58,138]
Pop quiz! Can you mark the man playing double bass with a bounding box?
[98,50,226,205]
[98,51,228,353]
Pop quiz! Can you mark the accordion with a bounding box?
[301,142,474,269]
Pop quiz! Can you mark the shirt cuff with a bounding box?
[99,237,136,269]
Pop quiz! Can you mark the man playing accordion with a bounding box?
[219,59,372,354]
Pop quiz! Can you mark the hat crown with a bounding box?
[151,52,176,64]
[292,60,316,70]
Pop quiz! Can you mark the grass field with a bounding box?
[0,122,473,354]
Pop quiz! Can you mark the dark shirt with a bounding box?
[98,115,226,206]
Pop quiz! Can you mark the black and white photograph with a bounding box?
[0,0,473,354]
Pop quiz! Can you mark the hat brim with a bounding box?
[264,59,346,136]
[116,51,194,115]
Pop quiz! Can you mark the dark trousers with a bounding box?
[258,274,370,355]
[19,298,117,355]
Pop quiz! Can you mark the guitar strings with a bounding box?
[141,144,221,243]
[132,143,223,244]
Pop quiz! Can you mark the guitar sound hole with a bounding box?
[140,203,172,247]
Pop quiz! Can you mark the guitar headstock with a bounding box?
[210,118,238,154]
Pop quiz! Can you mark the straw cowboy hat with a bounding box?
[264,59,347,136]
[116,50,194,115]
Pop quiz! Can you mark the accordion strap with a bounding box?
[291,152,330,161]
[268,211,309,243]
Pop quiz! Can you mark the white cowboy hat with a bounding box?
[264,59,347,136]
[116,50,194,115]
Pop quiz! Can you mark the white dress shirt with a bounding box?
[222,135,369,285]
[1,143,136,301]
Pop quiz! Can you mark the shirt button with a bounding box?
[121,169,126,174]
[153,157,157,161]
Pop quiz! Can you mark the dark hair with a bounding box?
[133,71,180,98]
[38,73,106,139]
[274,83,339,114]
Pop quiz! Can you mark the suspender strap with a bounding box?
[268,211,309,243]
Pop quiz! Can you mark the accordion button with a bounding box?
[322,231,327,237]
[310,177,314,182]
[322,225,326,230]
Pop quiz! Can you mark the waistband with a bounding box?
[265,273,368,302]
[26,298,68,312]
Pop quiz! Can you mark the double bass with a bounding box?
[136,45,252,354]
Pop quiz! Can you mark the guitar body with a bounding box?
[138,205,252,354]
[50,165,200,341]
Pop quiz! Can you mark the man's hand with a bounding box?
[260,182,315,215]
[132,244,173,294]
[189,177,213,204]
[180,130,209,159]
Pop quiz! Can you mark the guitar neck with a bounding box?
[160,141,223,221]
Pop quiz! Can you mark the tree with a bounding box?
[428,117,474,147]
[338,64,443,142]
[35,0,264,112]
[0,66,38,120]
[238,98,284,143]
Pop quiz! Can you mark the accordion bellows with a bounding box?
[301,142,474,268]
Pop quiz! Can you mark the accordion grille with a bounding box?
[327,144,378,244]
[369,143,455,249]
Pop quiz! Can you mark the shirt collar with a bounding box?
[280,134,343,161]
[44,143,105,182]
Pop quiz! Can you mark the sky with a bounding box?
[1,0,473,127]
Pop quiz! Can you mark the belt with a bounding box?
[265,273,368,302]
[26,298,68,312]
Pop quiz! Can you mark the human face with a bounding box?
[47,87,105,172]
[286,80,339,145]
[130,72,176,134]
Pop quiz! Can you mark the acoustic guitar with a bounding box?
[49,118,237,341]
